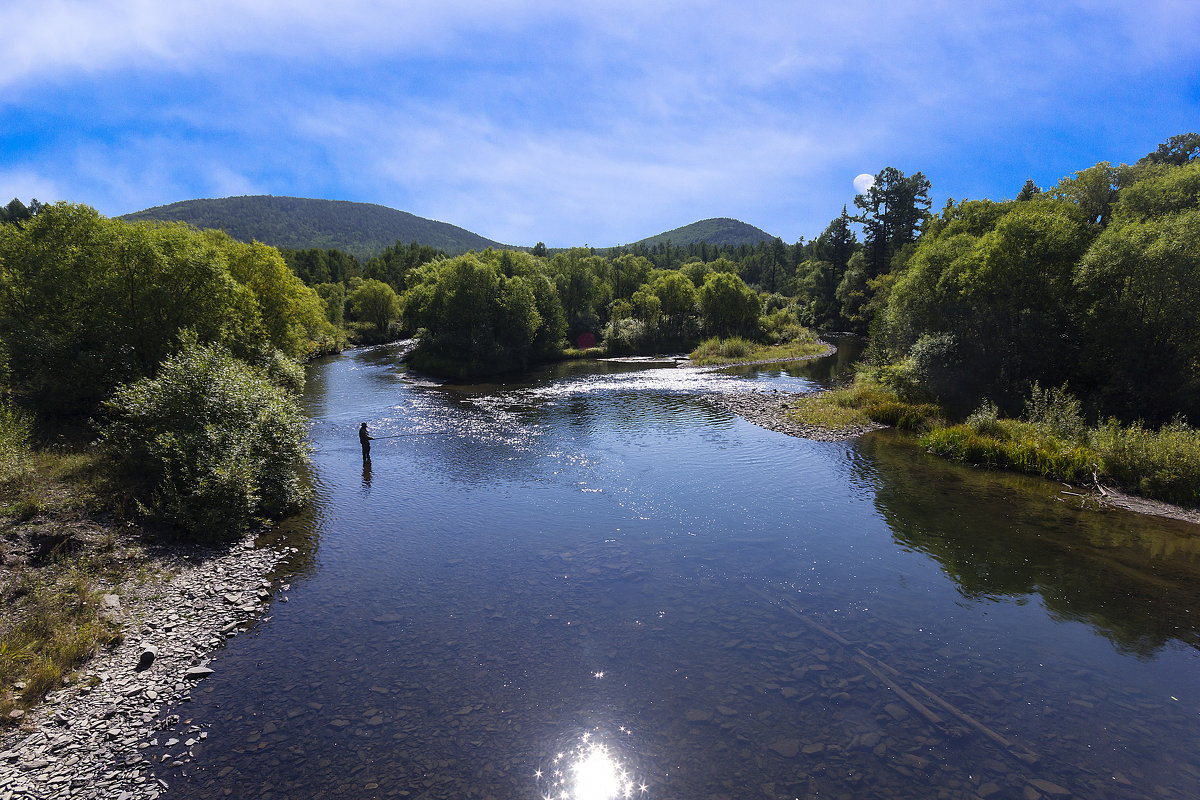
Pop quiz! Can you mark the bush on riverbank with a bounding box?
[1093,419,1200,506]
[921,421,1098,482]
[100,339,312,537]
[829,376,1200,505]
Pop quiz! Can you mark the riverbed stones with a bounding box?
[0,535,295,800]
[768,738,801,758]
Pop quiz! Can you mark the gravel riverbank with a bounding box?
[0,535,296,800]
[710,391,883,442]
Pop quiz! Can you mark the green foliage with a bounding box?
[548,248,612,340]
[0,403,33,488]
[348,278,402,341]
[759,304,814,345]
[964,400,1005,438]
[1093,419,1200,506]
[282,247,361,285]
[698,271,761,338]
[0,204,336,413]
[1049,162,1134,227]
[1024,382,1086,440]
[99,339,312,537]
[362,241,444,292]
[921,422,1097,482]
[787,379,941,432]
[120,196,503,260]
[1113,160,1200,221]
[1140,132,1200,167]
[404,253,564,377]
[0,198,40,226]
[220,236,339,358]
[1075,204,1200,421]
[314,282,347,327]
[854,167,931,280]
[648,270,699,344]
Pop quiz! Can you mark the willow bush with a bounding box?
[100,339,311,537]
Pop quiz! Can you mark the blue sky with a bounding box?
[2,1,1198,247]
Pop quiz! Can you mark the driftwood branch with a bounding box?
[912,681,1039,764]
[852,656,945,728]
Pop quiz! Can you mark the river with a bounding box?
[154,340,1200,800]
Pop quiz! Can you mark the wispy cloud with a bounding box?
[2,1,1197,244]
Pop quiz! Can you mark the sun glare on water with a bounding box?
[537,734,647,800]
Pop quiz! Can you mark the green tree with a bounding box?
[1049,161,1136,227]
[649,271,698,344]
[1015,179,1042,201]
[854,167,932,279]
[0,204,254,411]
[1140,132,1200,166]
[220,236,337,358]
[548,248,612,339]
[403,254,552,376]
[1075,206,1200,421]
[698,272,761,338]
[348,279,402,340]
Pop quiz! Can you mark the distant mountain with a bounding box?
[629,217,776,248]
[120,196,506,259]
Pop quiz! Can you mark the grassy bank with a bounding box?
[788,377,1200,507]
[0,424,135,726]
[688,335,828,366]
[786,379,943,432]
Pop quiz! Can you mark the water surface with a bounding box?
[157,341,1200,800]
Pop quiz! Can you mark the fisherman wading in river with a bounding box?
[359,422,373,460]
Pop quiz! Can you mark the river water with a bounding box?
[156,340,1200,800]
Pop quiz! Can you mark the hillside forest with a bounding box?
[1,133,1199,537]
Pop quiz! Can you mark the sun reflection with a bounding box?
[536,730,646,800]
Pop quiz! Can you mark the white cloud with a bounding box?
[0,169,63,205]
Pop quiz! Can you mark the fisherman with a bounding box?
[359,422,373,460]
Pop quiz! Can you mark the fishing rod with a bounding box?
[368,431,456,439]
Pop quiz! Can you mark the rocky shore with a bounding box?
[711,391,883,442]
[0,536,296,800]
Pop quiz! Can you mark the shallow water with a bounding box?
[156,340,1200,800]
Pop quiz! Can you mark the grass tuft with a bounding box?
[689,335,825,366]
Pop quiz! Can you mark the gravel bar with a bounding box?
[0,535,296,800]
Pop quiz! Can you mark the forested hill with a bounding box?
[629,217,775,248]
[120,196,506,259]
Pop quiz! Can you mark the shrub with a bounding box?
[1024,382,1086,440]
[759,307,815,345]
[1093,418,1200,506]
[100,339,311,537]
[603,318,653,356]
[692,336,754,362]
[965,400,1005,437]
